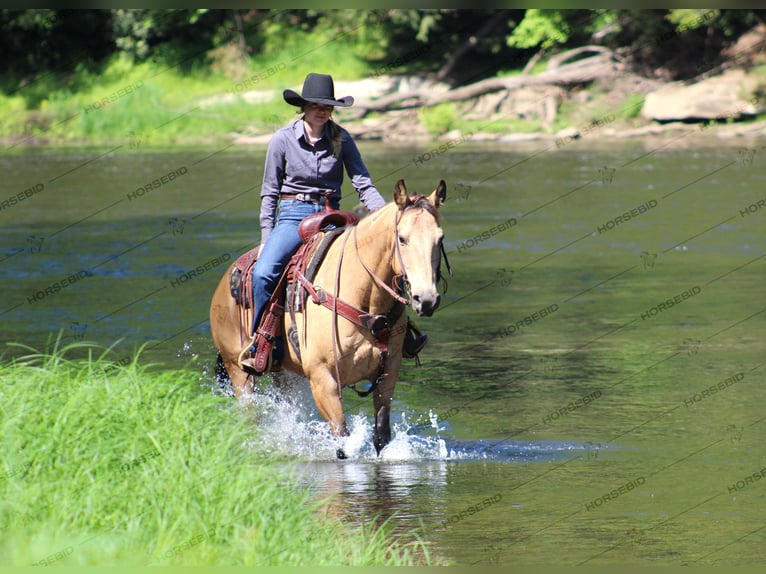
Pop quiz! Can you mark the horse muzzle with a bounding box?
[411,291,440,317]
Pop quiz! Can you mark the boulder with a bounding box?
[641,69,761,122]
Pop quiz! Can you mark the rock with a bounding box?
[641,69,761,122]
[462,90,511,119]
[554,126,579,140]
[464,85,565,130]
[498,132,547,143]
[333,77,399,101]
[722,23,766,62]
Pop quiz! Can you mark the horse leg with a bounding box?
[226,359,254,398]
[371,354,403,456]
[373,400,391,456]
[372,387,393,456]
[308,369,348,459]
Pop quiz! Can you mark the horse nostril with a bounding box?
[413,294,421,303]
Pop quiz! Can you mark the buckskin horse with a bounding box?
[209,179,449,458]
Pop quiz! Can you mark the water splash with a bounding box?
[236,373,607,463]
[237,375,465,461]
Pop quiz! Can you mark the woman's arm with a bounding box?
[342,131,386,211]
[259,130,287,245]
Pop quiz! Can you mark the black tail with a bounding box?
[214,352,234,397]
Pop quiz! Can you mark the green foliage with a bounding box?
[419,103,458,136]
[0,93,27,138]
[622,93,645,119]
[507,9,572,49]
[666,9,719,32]
[0,339,431,566]
[1,8,765,146]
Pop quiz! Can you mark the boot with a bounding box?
[238,335,261,375]
[402,318,428,359]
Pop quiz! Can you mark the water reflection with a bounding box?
[295,459,451,527]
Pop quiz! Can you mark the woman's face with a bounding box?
[304,102,333,126]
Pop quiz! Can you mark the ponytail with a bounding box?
[326,119,343,159]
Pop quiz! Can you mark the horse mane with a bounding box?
[354,194,439,231]
[406,194,441,222]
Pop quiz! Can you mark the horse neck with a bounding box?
[345,203,399,310]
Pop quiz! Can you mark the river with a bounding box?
[1,134,764,565]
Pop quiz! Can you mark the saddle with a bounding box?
[231,207,359,376]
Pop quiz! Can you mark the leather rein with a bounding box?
[295,196,449,399]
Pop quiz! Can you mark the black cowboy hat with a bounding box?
[283,73,354,107]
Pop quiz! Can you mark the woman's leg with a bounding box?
[241,200,324,372]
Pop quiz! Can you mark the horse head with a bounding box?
[393,179,446,317]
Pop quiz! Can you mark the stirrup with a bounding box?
[403,333,429,359]
[402,317,428,359]
[238,336,261,375]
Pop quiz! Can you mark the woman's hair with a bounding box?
[298,105,343,158]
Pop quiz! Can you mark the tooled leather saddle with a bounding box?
[230,206,360,376]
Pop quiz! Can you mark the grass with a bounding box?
[0,337,431,566]
[0,25,374,147]
[6,25,759,146]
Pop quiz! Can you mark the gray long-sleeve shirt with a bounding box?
[259,119,386,243]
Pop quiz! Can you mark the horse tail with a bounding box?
[214,351,234,396]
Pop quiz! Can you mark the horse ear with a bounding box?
[394,179,409,209]
[428,179,447,209]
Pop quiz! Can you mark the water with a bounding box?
[1,136,765,565]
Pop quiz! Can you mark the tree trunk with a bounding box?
[346,46,622,120]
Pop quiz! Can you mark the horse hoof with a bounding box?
[336,448,348,460]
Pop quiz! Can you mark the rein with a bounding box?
[296,196,448,400]
[331,229,352,400]
[352,211,410,306]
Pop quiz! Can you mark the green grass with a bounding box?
[419,102,459,136]
[0,337,431,566]
[1,24,376,147]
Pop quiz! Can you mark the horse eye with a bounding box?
[398,235,409,246]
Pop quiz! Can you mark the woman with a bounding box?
[240,73,427,373]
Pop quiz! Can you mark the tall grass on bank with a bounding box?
[1,26,374,147]
[0,340,429,566]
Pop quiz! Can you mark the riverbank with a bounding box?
[2,44,766,149]
[0,340,432,566]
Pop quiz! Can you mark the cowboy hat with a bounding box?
[283,73,354,107]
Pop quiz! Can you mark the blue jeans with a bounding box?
[251,198,338,335]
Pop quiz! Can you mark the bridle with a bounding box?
[354,194,452,306]
[301,195,452,400]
